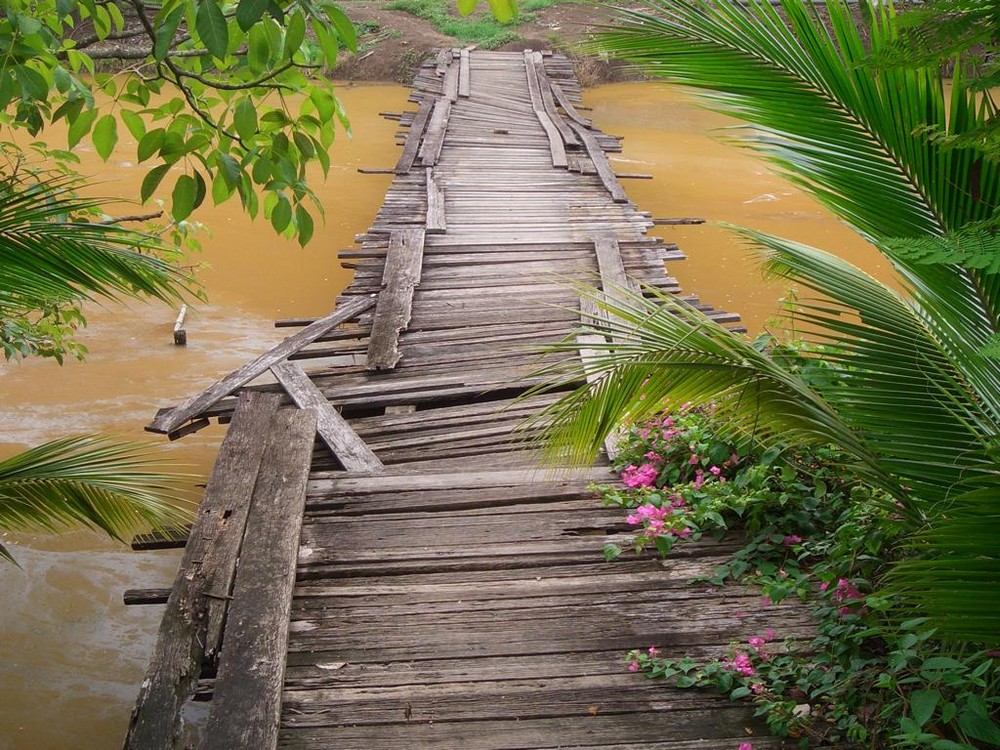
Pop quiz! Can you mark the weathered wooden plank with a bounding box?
[146,295,374,435]
[204,407,317,750]
[270,361,383,473]
[367,227,427,370]
[522,51,567,168]
[569,120,630,203]
[123,392,281,750]
[394,98,433,174]
[458,47,471,98]
[425,167,446,234]
[443,60,460,102]
[532,51,579,146]
[550,81,592,128]
[418,98,451,166]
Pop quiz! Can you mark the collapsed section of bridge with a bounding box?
[123,50,806,750]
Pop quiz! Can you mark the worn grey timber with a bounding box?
[125,50,794,750]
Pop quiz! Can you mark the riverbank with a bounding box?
[331,0,637,84]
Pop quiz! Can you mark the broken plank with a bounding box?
[522,51,567,168]
[146,295,374,435]
[418,98,452,167]
[367,227,426,371]
[395,98,434,175]
[270,361,383,474]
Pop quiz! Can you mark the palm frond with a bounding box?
[0,172,190,314]
[594,0,999,238]
[524,280,896,491]
[0,436,195,563]
[887,487,1000,645]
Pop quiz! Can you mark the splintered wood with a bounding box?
[126,50,780,750]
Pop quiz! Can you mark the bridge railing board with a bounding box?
[145,294,375,436]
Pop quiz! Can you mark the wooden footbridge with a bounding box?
[123,50,808,749]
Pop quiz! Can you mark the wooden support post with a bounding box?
[172,305,187,346]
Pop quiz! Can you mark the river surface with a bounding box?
[0,80,882,749]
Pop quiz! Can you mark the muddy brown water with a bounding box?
[0,81,883,749]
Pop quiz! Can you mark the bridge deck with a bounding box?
[124,50,806,750]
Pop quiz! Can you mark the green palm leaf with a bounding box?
[0,172,190,316]
[594,0,999,238]
[0,436,194,564]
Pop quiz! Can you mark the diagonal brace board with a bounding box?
[271,361,384,473]
[146,295,375,435]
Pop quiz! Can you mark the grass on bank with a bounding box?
[387,0,568,48]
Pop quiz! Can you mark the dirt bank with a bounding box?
[332,0,640,84]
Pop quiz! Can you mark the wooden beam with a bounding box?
[270,361,384,474]
[394,98,434,175]
[146,295,375,435]
[204,407,317,750]
[443,60,460,102]
[367,228,427,371]
[418,98,452,167]
[426,167,447,234]
[123,392,282,750]
[568,121,629,203]
[522,51,567,169]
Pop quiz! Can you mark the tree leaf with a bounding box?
[67,109,98,149]
[137,128,165,162]
[283,10,306,59]
[191,170,207,212]
[140,163,171,202]
[456,0,478,16]
[196,1,229,61]
[295,204,314,246]
[247,23,270,72]
[91,114,118,161]
[326,4,357,54]
[236,0,268,31]
[271,193,292,232]
[16,66,49,102]
[486,0,517,22]
[233,98,258,141]
[910,689,940,728]
[154,6,185,61]
[171,174,198,221]
[119,109,145,141]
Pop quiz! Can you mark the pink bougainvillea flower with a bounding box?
[764,628,776,641]
[739,742,753,750]
[688,453,700,465]
[693,469,705,490]
[709,465,722,476]
[628,660,640,672]
[622,463,658,488]
[648,646,661,657]
[747,636,766,651]
[783,534,802,546]
[644,451,662,461]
